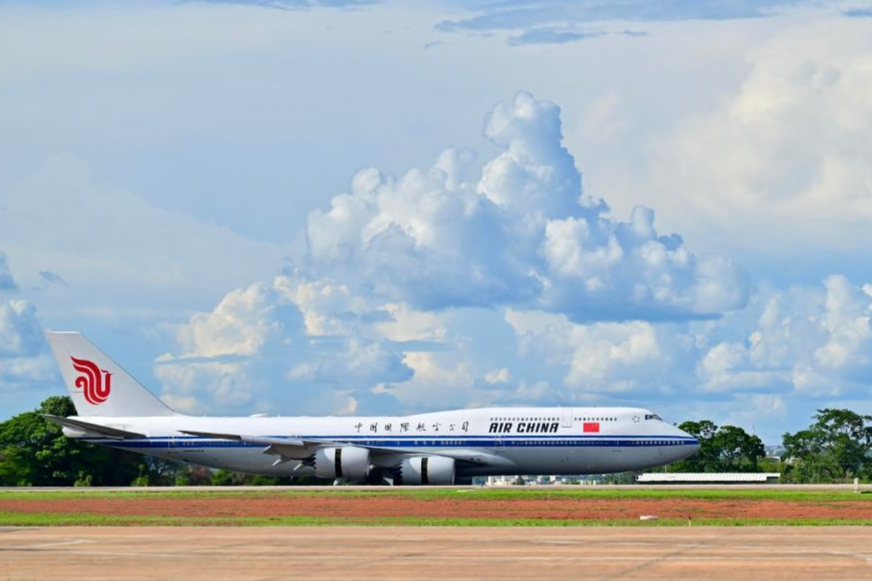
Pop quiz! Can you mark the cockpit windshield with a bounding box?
[644,413,662,421]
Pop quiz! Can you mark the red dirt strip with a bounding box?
[3,496,872,521]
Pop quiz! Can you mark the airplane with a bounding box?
[44,331,700,485]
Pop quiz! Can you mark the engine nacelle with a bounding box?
[314,446,370,480]
[398,456,455,485]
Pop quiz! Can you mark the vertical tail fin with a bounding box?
[45,332,177,417]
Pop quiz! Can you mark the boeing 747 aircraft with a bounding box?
[44,332,699,484]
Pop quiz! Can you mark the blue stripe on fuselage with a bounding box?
[81,435,699,449]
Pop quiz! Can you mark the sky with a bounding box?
[2,0,872,443]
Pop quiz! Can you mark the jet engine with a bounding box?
[313,446,371,480]
[397,456,455,485]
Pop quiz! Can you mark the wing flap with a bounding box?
[179,430,306,448]
[180,430,316,461]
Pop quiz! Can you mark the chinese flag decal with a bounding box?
[583,422,600,433]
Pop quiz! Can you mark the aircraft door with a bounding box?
[561,408,574,429]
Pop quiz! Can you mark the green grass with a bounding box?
[1,487,871,502]
[3,488,871,527]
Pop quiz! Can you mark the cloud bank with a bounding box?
[303,91,749,321]
[158,92,751,415]
[654,18,872,253]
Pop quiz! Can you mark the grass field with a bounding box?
[2,487,872,526]
[1,487,870,501]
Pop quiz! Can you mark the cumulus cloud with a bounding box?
[497,274,872,417]
[505,309,668,395]
[147,90,871,441]
[0,254,56,399]
[0,299,55,395]
[0,300,43,358]
[695,275,872,396]
[151,92,756,418]
[654,18,872,252]
[155,275,413,414]
[303,91,749,321]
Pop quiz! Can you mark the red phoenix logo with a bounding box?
[71,357,112,405]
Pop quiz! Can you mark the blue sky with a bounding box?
[2,0,872,442]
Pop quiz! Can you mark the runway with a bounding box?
[2,526,871,580]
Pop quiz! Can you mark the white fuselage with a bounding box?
[67,406,699,479]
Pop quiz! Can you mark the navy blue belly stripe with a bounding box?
[82,435,699,449]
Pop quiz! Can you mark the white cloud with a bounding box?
[505,309,665,394]
[654,18,872,252]
[499,274,872,413]
[155,358,255,413]
[374,351,485,410]
[0,299,45,358]
[0,299,55,393]
[146,92,788,421]
[695,275,872,395]
[484,367,511,384]
[155,275,414,414]
[303,92,749,321]
[374,303,448,343]
[478,92,581,221]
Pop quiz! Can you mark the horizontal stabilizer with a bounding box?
[43,414,145,440]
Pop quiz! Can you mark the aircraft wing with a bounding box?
[180,430,507,468]
[43,414,145,440]
[179,430,400,463]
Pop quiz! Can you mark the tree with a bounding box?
[667,420,764,473]
[667,420,718,472]
[782,409,872,483]
[0,396,142,486]
[713,425,765,472]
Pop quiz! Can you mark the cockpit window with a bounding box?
[644,414,662,421]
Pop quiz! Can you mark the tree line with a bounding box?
[667,409,872,482]
[0,397,309,487]
[1,396,871,485]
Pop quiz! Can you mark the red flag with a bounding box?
[583,422,600,433]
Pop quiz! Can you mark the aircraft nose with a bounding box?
[683,434,700,458]
[675,428,700,460]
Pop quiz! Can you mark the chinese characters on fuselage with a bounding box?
[353,421,470,434]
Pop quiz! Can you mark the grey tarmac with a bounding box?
[2,526,872,580]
